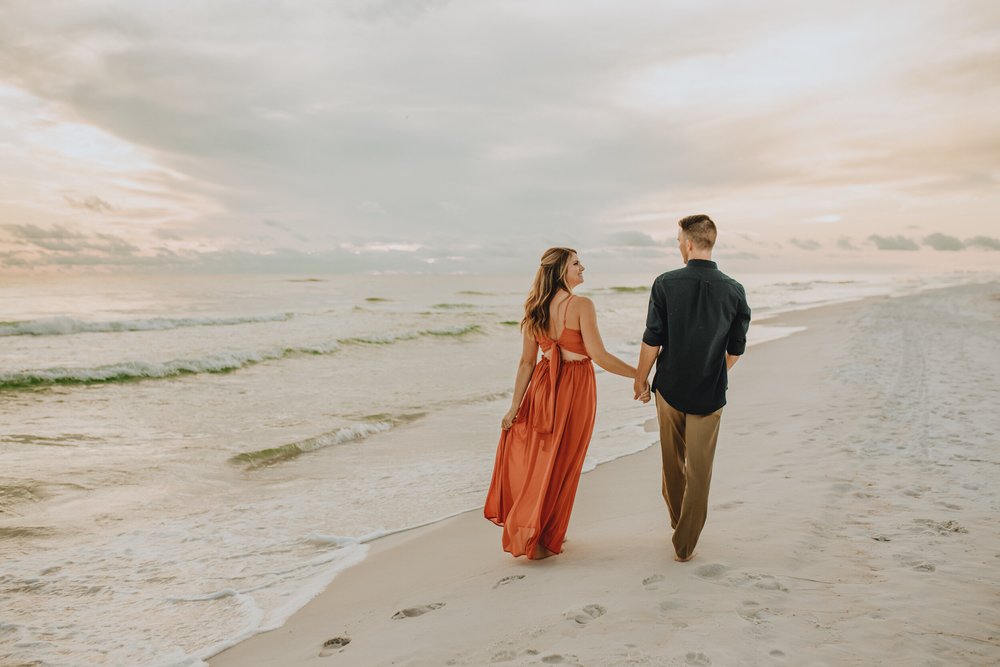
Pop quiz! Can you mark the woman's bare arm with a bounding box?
[577,297,637,379]
[502,328,539,429]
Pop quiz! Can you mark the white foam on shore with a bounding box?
[0,313,294,337]
[179,544,372,667]
[0,341,342,388]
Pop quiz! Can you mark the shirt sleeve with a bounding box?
[642,281,667,347]
[726,286,751,356]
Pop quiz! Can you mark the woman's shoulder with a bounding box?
[566,294,595,322]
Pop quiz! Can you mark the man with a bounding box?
[634,214,751,562]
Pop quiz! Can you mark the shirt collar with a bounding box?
[686,259,718,269]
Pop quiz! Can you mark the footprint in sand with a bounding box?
[770,649,786,657]
[752,576,789,593]
[913,519,968,535]
[541,654,580,665]
[658,598,687,614]
[391,602,445,619]
[493,574,526,589]
[319,636,350,657]
[912,562,936,572]
[714,500,744,511]
[739,606,770,624]
[642,574,665,590]
[685,652,712,666]
[490,649,517,663]
[563,604,606,625]
[692,563,729,580]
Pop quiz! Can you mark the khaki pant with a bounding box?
[655,393,722,560]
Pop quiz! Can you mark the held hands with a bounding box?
[501,407,518,431]
[633,377,651,404]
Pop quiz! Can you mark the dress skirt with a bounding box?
[484,356,597,558]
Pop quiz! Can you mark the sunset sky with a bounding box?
[1,0,998,274]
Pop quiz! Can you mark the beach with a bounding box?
[209,281,1000,666]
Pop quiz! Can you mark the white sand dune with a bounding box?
[209,282,1000,666]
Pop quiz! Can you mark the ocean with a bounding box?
[0,268,992,666]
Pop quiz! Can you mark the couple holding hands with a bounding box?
[484,214,751,563]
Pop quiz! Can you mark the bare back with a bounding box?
[542,292,588,361]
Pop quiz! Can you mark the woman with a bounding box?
[484,247,645,559]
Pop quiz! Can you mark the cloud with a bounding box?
[606,231,664,247]
[966,235,1000,250]
[837,237,859,250]
[2,223,145,255]
[63,194,115,213]
[357,200,389,216]
[485,142,563,161]
[342,0,452,24]
[789,237,821,250]
[868,234,919,251]
[922,233,965,251]
[801,214,842,224]
[3,223,85,241]
[153,228,182,240]
[714,251,760,261]
[261,218,310,242]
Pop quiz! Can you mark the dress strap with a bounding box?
[561,294,574,326]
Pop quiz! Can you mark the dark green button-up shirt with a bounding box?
[642,259,751,415]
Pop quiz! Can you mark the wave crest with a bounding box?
[0,342,341,390]
[230,414,424,467]
[0,313,294,337]
[1,324,482,390]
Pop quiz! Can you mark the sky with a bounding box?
[0,0,998,275]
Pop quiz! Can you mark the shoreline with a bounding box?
[208,280,1000,666]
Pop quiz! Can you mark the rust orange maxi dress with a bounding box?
[484,296,597,558]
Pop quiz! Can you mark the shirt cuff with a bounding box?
[642,330,663,347]
[726,339,746,356]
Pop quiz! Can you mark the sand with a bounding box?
[209,281,1000,666]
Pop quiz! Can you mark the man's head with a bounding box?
[676,214,717,263]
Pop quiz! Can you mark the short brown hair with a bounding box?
[678,214,717,250]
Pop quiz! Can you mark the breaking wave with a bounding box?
[0,313,294,337]
[230,413,425,467]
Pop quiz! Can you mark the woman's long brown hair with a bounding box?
[521,247,576,339]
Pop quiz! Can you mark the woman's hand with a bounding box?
[634,377,651,404]
[501,407,519,431]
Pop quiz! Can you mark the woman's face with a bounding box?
[564,253,585,288]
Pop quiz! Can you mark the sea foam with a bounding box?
[0,313,293,337]
[0,342,341,389]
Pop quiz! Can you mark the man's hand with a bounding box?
[635,342,659,404]
[726,353,741,371]
[634,378,651,403]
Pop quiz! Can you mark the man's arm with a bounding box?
[636,281,666,401]
[725,286,751,372]
[635,342,659,400]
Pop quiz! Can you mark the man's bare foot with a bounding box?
[674,552,695,562]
